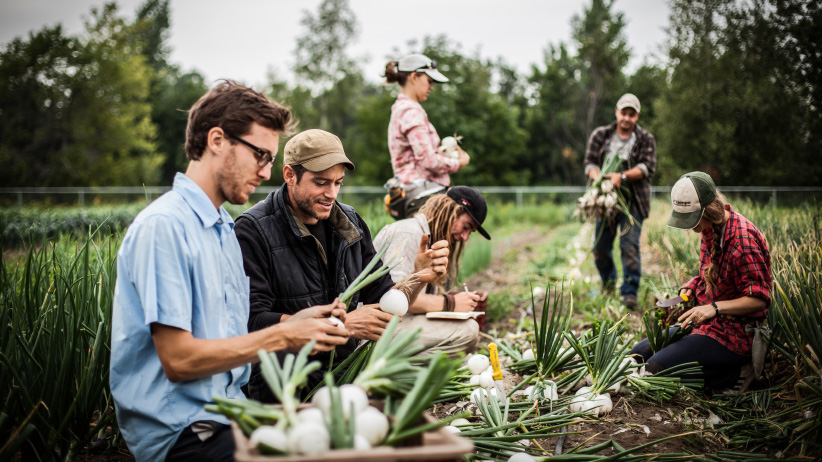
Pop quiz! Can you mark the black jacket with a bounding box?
[234,183,393,401]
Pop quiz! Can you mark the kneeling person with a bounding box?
[373,186,491,356]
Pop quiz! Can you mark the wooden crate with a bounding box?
[232,413,474,462]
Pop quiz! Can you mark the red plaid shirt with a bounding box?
[682,205,771,356]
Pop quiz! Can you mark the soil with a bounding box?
[75,224,718,461]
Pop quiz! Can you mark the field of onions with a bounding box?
[0,198,819,461]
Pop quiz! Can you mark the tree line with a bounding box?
[1,0,819,188]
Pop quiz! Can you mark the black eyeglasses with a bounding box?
[415,60,437,71]
[227,134,275,167]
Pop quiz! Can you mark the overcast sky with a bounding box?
[0,0,670,87]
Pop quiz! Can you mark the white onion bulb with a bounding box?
[354,434,371,450]
[288,422,329,455]
[508,453,537,462]
[443,425,461,434]
[479,371,494,389]
[521,348,535,361]
[451,418,470,427]
[250,426,288,454]
[296,407,325,425]
[339,384,369,418]
[355,406,389,445]
[467,354,491,375]
[379,289,409,316]
[468,374,481,387]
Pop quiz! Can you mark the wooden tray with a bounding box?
[232,411,474,461]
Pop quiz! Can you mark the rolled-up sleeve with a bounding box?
[730,241,772,308]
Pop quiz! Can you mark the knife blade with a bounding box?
[655,293,689,308]
[488,343,506,404]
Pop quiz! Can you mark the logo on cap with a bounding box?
[459,198,471,207]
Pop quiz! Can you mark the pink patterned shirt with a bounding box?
[388,94,459,186]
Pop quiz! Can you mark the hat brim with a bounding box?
[422,69,449,83]
[463,210,491,240]
[301,153,355,172]
[667,208,705,230]
[617,103,640,113]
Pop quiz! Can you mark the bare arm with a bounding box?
[677,291,767,327]
[408,292,482,314]
[152,301,349,383]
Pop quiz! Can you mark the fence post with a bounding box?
[79,191,84,206]
[17,192,22,209]
[516,189,523,210]
[772,190,777,208]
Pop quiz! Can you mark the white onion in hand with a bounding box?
[379,289,408,316]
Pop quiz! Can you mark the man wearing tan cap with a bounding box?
[235,129,450,403]
[584,93,657,309]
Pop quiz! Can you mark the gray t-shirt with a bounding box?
[606,132,633,166]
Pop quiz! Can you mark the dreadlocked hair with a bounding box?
[418,194,467,290]
[702,191,729,294]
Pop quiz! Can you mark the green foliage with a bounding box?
[656,0,820,187]
[0,204,142,245]
[0,4,160,187]
[0,231,118,460]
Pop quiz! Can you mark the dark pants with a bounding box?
[630,327,749,389]
[593,205,643,297]
[166,420,235,462]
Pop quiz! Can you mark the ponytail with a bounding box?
[702,191,728,293]
[384,60,411,86]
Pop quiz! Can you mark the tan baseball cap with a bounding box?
[616,93,641,113]
[283,129,355,172]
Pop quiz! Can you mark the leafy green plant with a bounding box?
[0,229,119,460]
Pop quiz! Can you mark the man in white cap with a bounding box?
[584,93,657,308]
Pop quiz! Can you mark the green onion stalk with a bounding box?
[205,341,320,434]
[641,308,693,354]
[325,235,404,373]
[625,362,703,403]
[512,284,580,398]
[382,352,462,446]
[565,318,633,396]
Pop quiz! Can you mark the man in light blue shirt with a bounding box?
[110,81,351,462]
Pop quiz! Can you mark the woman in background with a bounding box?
[385,53,470,187]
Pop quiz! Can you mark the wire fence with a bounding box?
[2,185,821,209]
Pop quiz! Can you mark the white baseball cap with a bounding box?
[616,93,641,113]
[668,172,717,230]
[397,54,449,83]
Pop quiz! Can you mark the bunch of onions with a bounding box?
[438,134,463,159]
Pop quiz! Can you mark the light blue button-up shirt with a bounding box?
[111,173,251,461]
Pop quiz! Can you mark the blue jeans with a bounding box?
[593,205,643,297]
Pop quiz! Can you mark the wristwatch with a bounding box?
[620,172,628,183]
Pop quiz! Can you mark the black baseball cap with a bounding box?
[446,186,491,240]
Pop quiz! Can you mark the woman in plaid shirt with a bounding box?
[384,54,470,186]
[630,172,771,389]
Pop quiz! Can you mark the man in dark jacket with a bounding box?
[584,93,657,309]
[235,129,449,402]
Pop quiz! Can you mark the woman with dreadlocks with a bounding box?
[373,186,491,356]
[629,172,771,390]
